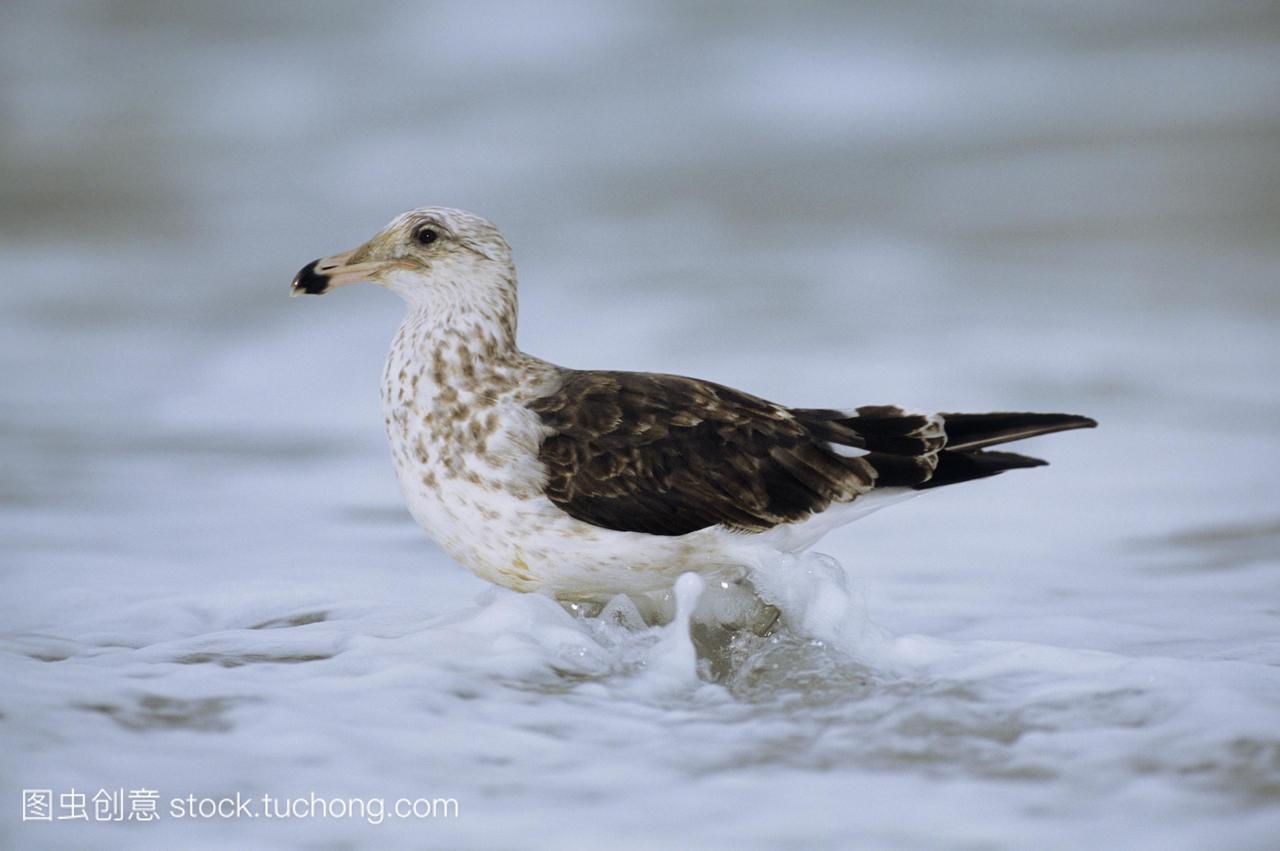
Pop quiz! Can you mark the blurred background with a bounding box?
[3,0,1278,486]
[3,2,1279,849]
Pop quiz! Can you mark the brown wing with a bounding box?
[527,371,879,536]
[529,372,1095,537]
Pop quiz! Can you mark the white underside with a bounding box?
[398,454,918,599]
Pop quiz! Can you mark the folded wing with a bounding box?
[530,371,1094,536]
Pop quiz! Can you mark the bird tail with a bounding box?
[918,411,1096,488]
[934,412,1098,451]
[794,407,1096,490]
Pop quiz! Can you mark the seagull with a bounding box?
[292,207,1095,599]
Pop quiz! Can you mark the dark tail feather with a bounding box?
[939,412,1096,452]
[796,406,1095,490]
[915,449,1048,490]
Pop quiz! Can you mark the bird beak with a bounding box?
[290,249,390,297]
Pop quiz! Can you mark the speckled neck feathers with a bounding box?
[378,300,563,582]
[380,305,555,483]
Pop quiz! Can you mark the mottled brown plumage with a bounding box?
[530,371,1092,537]
[531,372,880,535]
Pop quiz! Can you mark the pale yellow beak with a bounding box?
[290,249,392,296]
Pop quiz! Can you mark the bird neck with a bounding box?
[385,298,525,404]
[400,287,519,357]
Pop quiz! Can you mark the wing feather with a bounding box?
[529,375,1093,537]
[529,371,875,535]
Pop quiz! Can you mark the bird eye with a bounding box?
[414,226,439,246]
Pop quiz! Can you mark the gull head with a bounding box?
[291,207,514,309]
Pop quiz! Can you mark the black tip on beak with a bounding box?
[291,259,330,296]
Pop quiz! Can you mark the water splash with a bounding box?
[748,551,890,660]
[626,572,707,695]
